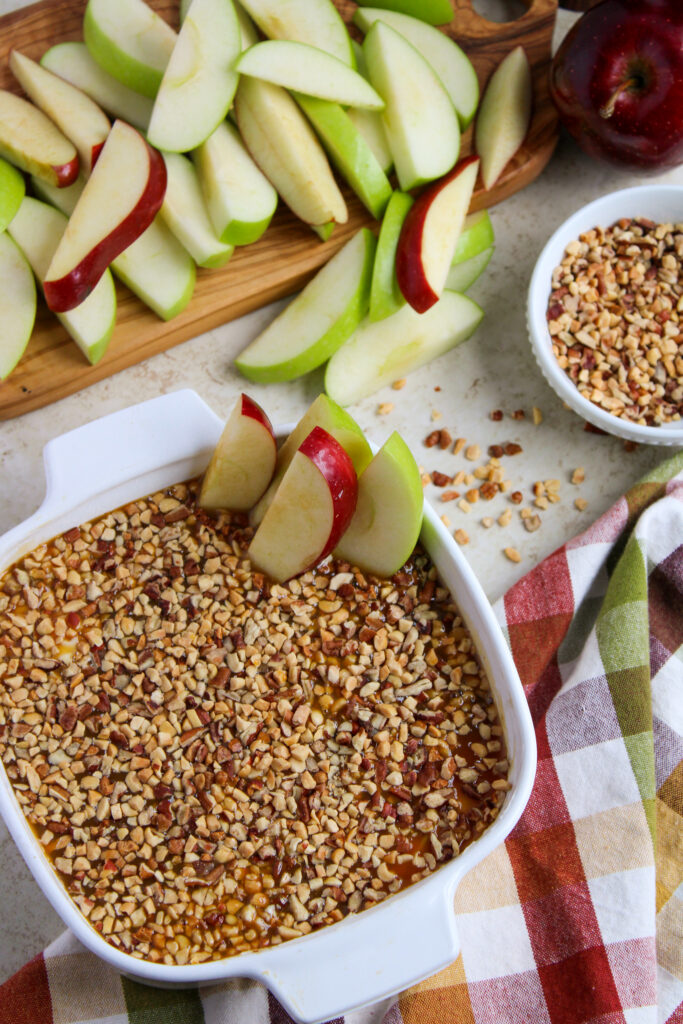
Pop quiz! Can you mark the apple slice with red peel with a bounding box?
[43,119,166,313]
[335,432,423,576]
[0,89,79,188]
[199,394,277,511]
[251,394,371,527]
[475,46,532,190]
[10,50,110,176]
[396,155,479,313]
[0,231,37,381]
[248,426,358,583]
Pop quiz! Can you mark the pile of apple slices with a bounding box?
[200,392,424,583]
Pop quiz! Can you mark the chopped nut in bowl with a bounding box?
[0,391,535,1024]
[527,184,683,445]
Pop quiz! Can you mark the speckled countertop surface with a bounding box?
[0,0,680,988]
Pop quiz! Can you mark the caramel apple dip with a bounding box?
[0,478,509,966]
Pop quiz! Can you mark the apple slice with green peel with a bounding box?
[475,46,532,190]
[41,43,154,132]
[251,394,371,527]
[181,0,259,48]
[0,232,36,380]
[161,152,233,269]
[335,432,423,577]
[192,121,277,247]
[147,0,240,153]
[0,156,25,232]
[325,290,483,406]
[363,22,460,191]
[0,90,79,188]
[44,120,167,313]
[249,426,358,583]
[353,8,478,128]
[10,51,110,176]
[357,0,454,26]
[236,228,376,383]
[84,0,177,98]
[31,172,196,321]
[9,196,116,364]
[445,247,493,292]
[369,189,413,322]
[396,155,479,313]
[294,94,392,219]
[452,209,494,266]
[313,221,335,242]
[235,77,347,229]
[238,0,354,66]
[199,394,277,511]
[347,41,393,175]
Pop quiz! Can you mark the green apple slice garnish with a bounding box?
[369,189,413,322]
[238,0,355,66]
[445,247,493,292]
[0,156,25,233]
[452,209,494,265]
[353,7,479,128]
[236,227,376,383]
[475,45,532,190]
[357,0,454,26]
[161,151,234,269]
[0,231,36,380]
[84,0,177,98]
[325,290,483,406]
[347,40,393,174]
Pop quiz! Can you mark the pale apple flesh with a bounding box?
[369,189,413,322]
[250,393,372,527]
[335,431,423,578]
[348,39,393,174]
[396,155,479,313]
[236,227,376,382]
[0,231,37,380]
[199,393,277,511]
[0,155,25,232]
[475,45,532,190]
[248,426,358,583]
[84,0,177,98]
[44,120,167,313]
[10,50,111,175]
[0,89,79,187]
[238,0,355,66]
[325,290,484,406]
[445,246,493,292]
[161,151,233,270]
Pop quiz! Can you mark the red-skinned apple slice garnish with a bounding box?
[0,88,79,187]
[396,155,479,314]
[199,394,277,511]
[248,425,358,583]
[44,119,166,312]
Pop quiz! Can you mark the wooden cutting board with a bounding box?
[0,0,559,420]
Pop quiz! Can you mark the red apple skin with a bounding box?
[53,156,81,187]
[396,155,479,315]
[550,0,683,171]
[299,425,358,563]
[44,126,167,312]
[240,393,276,446]
[90,140,105,171]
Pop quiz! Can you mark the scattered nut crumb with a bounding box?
[490,409,503,421]
[465,488,480,503]
[454,528,469,545]
[510,491,523,505]
[532,407,543,425]
[392,378,407,390]
[504,547,522,563]
[481,517,494,528]
[504,443,523,456]
[441,490,460,502]
[453,470,466,486]
[534,495,549,510]
[453,438,466,455]
[440,514,451,528]
[575,497,588,511]
[488,444,504,458]
[523,514,542,533]
[458,499,472,514]
[571,468,585,485]
[438,429,452,450]
[431,470,452,487]
[424,431,440,448]
[421,473,431,488]
[431,409,442,421]
[512,409,526,420]
[465,444,481,461]
[377,402,393,415]
[498,509,512,527]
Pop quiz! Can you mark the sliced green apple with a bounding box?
[369,189,413,322]
[445,246,493,292]
[236,227,376,383]
[84,0,177,98]
[237,0,354,66]
[234,77,347,230]
[347,40,393,175]
[10,50,110,176]
[41,42,154,132]
[356,0,454,26]
[147,0,240,153]
[313,221,335,241]
[294,94,392,219]
[325,290,483,406]
[192,121,277,246]
[353,7,478,128]
[363,21,459,191]
[0,156,25,232]
[0,231,36,380]
[0,89,79,188]
[334,432,423,577]
[9,196,116,364]
[182,0,259,48]
[452,209,494,265]
[161,151,233,269]
[475,45,532,190]
[250,394,372,527]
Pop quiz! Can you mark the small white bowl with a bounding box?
[527,184,683,446]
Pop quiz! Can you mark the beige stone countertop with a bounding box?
[0,0,680,992]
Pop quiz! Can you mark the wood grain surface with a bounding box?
[0,0,559,420]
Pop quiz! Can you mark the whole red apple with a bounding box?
[549,0,683,171]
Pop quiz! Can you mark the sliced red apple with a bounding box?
[43,119,166,313]
[10,50,111,176]
[396,155,479,313]
[475,45,532,190]
[248,425,358,582]
[199,394,277,511]
[0,89,79,187]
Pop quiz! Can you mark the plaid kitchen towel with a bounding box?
[2,453,682,1024]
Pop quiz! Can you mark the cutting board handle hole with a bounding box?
[468,0,530,23]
